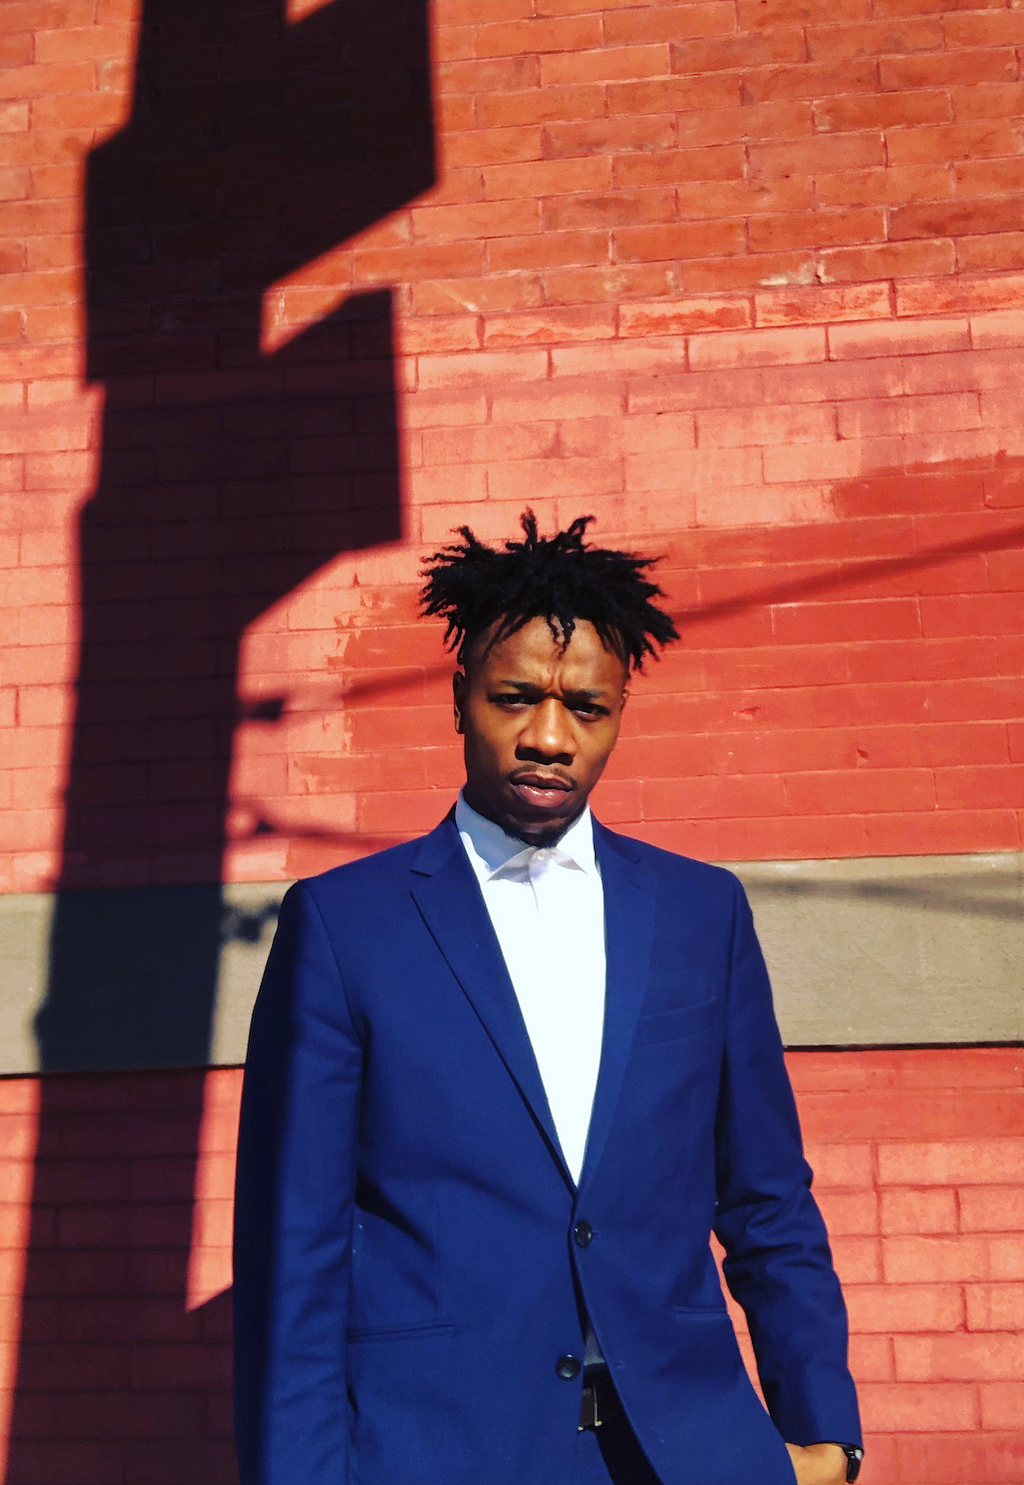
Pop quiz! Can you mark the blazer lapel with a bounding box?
[578,822,657,1191]
[409,818,572,1185]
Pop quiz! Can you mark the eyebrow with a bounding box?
[494,680,609,702]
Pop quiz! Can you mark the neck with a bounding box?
[461,788,586,848]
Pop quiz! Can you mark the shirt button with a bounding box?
[556,1354,581,1381]
[573,1220,594,1248]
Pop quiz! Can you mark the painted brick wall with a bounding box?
[0,1051,1019,1485]
[0,0,1023,889]
[1,2,1023,1483]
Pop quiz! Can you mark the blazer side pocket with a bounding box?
[346,1320,456,1344]
[640,998,718,1045]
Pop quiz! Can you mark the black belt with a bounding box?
[578,1367,624,1431]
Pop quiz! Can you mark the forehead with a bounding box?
[472,616,626,689]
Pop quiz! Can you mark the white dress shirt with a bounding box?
[455,792,606,1186]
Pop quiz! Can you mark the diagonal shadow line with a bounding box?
[744,876,1024,922]
[680,518,1024,624]
[243,512,1024,716]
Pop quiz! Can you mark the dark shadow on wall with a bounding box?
[7,0,433,1479]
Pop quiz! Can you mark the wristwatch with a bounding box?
[837,1445,864,1482]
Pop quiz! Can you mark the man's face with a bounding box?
[453,615,628,845]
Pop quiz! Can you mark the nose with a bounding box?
[517,697,575,763]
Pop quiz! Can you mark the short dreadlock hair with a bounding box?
[420,510,679,673]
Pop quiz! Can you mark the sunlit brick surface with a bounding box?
[0,1052,1016,1485]
[1,0,1024,889]
[0,3,1023,1479]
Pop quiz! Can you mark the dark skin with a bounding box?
[452,611,849,1485]
[453,615,628,847]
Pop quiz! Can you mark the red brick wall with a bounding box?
[0,1051,1019,1485]
[1,0,1023,888]
[1,2,1023,1482]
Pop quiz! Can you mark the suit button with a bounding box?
[556,1354,581,1381]
[573,1220,594,1248]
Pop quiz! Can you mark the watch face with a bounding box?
[844,1448,864,1483]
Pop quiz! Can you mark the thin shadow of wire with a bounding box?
[242,512,1024,718]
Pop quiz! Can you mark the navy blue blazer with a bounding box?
[233,816,861,1485]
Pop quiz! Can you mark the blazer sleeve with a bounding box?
[233,880,363,1485]
[712,876,862,1450]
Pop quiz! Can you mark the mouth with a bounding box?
[509,774,574,811]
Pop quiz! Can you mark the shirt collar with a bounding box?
[455,790,598,881]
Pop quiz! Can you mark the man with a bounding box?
[233,513,863,1485]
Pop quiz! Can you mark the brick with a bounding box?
[818,239,957,281]
[892,199,1024,242]
[946,10,1024,46]
[882,48,1018,91]
[490,382,624,423]
[742,58,879,105]
[887,120,1024,166]
[612,220,745,264]
[696,403,835,447]
[540,116,677,160]
[689,325,825,370]
[815,89,952,132]
[805,1142,875,1188]
[475,83,605,129]
[613,145,746,188]
[960,232,1024,272]
[881,1188,959,1234]
[884,1235,994,1283]
[619,298,750,337]
[815,163,952,208]
[604,3,735,45]
[487,228,607,271]
[966,1283,1024,1332]
[807,16,943,58]
[878,1139,1024,1186]
[972,311,1024,349]
[738,0,871,26]
[540,44,670,87]
[542,188,675,232]
[750,133,886,181]
[483,155,611,200]
[483,306,616,346]
[991,1235,1024,1280]
[749,207,885,254]
[952,82,1024,122]
[755,282,891,327]
[859,1381,979,1433]
[416,348,548,389]
[898,274,1024,317]
[544,264,679,304]
[959,1187,1024,1233]
[845,1283,964,1334]
[981,1383,1024,1430]
[838,391,981,438]
[895,1333,1024,1382]
[676,100,813,149]
[848,1333,895,1382]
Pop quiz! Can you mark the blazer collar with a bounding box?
[577,821,656,1191]
[408,816,657,1195]
[409,817,574,1188]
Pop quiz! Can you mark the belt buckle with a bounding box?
[578,1380,603,1432]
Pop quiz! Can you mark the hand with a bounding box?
[785,1443,848,1485]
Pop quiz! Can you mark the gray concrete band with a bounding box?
[0,851,1020,1074]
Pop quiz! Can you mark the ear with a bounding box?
[452,669,466,734]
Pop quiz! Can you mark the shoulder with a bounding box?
[290,817,455,913]
[595,821,742,903]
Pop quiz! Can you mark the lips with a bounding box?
[509,773,574,811]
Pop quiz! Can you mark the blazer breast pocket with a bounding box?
[640,997,719,1045]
